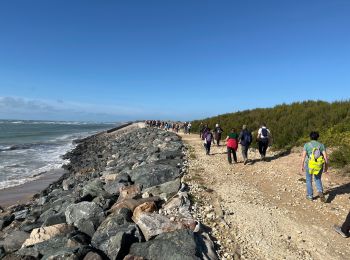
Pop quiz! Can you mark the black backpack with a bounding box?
[261,128,268,138]
[243,131,252,145]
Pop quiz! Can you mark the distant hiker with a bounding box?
[214,124,224,146]
[239,125,252,165]
[334,211,350,238]
[203,128,214,155]
[199,122,204,137]
[226,128,239,164]
[257,123,271,160]
[300,131,328,202]
[188,122,192,134]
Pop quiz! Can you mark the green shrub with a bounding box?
[329,145,350,168]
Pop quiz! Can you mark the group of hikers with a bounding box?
[198,122,349,238]
[200,122,271,165]
[145,120,191,134]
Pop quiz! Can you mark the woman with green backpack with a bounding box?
[300,131,329,202]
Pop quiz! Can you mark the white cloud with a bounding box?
[0,96,184,121]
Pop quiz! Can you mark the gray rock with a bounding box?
[0,213,14,230]
[83,251,104,260]
[3,230,30,253]
[130,163,182,189]
[91,214,142,260]
[104,181,127,196]
[62,178,75,191]
[65,202,105,229]
[14,209,29,220]
[129,229,200,260]
[143,178,181,199]
[82,179,108,199]
[19,220,43,232]
[43,213,66,227]
[75,218,95,237]
[39,208,58,223]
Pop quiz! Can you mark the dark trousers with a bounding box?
[341,211,350,234]
[258,139,269,157]
[215,133,222,146]
[204,143,211,155]
[227,147,237,163]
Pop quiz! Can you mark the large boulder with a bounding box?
[132,211,185,241]
[2,230,30,253]
[65,202,105,231]
[0,212,15,230]
[82,179,108,199]
[143,178,181,200]
[130,163,182,189]
[91,212,142,260]
[129,229,200,260]
[22,224,75,247]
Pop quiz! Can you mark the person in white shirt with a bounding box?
[257,123,271,160]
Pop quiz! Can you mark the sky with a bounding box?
[0,1,349,122]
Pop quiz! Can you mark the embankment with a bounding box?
[0,123,217,260]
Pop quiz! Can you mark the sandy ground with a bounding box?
[0,169,66,207]
[180,133,350,260]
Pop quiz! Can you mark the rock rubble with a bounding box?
[0,125,218,260]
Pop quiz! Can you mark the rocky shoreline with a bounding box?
[0,123,217,260]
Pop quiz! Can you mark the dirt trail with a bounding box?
[180,133,350,260]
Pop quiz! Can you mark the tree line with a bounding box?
[190,100,350,172]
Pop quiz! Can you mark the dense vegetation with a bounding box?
[191,100,350,171]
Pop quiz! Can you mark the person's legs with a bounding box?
[258,141,264,156]
[227,147,232,163]
[207,143,211,155]
[232,149,237,163]
[305,165,313,199]
[341,211,350,234]
[241,145,248,164]
[262,140,268,157]
[240,145,246,161]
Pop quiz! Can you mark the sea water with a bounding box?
[0,120,118,190]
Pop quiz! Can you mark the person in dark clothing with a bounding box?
[238,125,252,165]
[334,211,350,238]
[214,124,223,146]
[257,123,271,160]
[226,128,239,164]
[203,128,213,155]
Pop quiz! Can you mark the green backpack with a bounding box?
[308,145,325,175]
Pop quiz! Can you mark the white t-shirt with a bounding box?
[258,127,270,139]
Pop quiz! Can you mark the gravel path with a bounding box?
[180,133,350,260]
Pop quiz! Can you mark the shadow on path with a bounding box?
[248,149,291,165]
[325,182,350,203]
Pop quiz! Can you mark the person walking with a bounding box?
[214,124,224,146]
[300,131,328,202]
[239,125,252,165]
[187,122,192,134]
[226,128,239,164]
[334,211,350,238]
[257,123,271,160]
[203,128,214,155]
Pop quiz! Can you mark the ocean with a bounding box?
[0,120,118,190]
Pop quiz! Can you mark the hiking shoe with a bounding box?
[318,192,326,203]
[306,196,313,201]
[243,160,247,165]
[334,225,349,238]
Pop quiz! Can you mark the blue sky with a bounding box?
[0,1,349,121]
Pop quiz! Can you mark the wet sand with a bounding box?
[0,168,66,207]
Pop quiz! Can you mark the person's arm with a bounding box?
[257,128,261,139]
[225,135,229,141]
[301,150,307,173]
[323,150,329,173]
